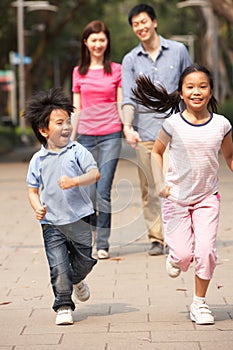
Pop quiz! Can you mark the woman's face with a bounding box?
[84,31,108,59]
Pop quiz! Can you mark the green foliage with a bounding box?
[0,0,232,120]
[0,124,36,153]
[219,98,233,125]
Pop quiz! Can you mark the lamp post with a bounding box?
[11,1,57,134]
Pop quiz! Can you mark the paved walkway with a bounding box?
[0,142,233,349]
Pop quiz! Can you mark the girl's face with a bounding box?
[84,32,108,59]
[39,109,72,150]
[131,12,157,43]
[180,71,212,113]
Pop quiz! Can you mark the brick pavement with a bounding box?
[0,143,233,349]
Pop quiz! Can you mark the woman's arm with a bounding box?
[71,92,81,141]
[221,131,233,171]
[116,86,123,121]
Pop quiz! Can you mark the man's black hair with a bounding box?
[128,3,156,26]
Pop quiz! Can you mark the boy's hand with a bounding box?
[35,205,47,220]
[58,175,76,189]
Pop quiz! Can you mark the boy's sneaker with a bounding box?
[166,257,181,278]
[97,249,109,259]
[73,280,90,303]
[56,306,73,325]
[190,303,215,325]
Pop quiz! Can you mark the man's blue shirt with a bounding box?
[122,35,192,141]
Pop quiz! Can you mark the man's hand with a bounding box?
[123,126,141,149]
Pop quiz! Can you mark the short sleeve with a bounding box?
[114,63,122,88]
[224,117,232,137]
[162,119,173,138]
[26,154,41,188]
[74,143,97,173]
[72,66,81,93]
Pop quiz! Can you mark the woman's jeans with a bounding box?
[78,131,122,251]
[42,217,97,312]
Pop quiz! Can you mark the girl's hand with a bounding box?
[157,184,170,198]
[35,205,47,220]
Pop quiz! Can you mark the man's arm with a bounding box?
[122,54,141,148]
[122,104,141,148]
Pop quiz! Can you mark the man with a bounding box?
[122,3,192,255]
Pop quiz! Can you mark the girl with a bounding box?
[72,21,122,259]
[133,63,233,325]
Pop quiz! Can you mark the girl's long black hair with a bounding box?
[132,63,218,117]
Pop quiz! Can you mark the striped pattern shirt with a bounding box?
[160,112,232,205]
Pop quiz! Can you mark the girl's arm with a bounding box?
[151,129,170,197]
[221,131,233,171]
[28,187,47,220]
[58,168,100,190]
[71,92,81,141]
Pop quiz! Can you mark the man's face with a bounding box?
[131,12,157,43]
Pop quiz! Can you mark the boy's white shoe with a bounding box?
[56,306,73,325]
[166,257,181,278]
[97,249,109,259]
[73,280,90,303]
[190,303,214,325]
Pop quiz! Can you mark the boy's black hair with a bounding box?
[24,87,74,145]
[128,4,157,26]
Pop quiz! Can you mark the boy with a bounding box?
[25,88,100,325]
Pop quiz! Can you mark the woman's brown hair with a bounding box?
[79,20,111,75]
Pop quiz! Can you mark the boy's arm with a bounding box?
[28,187,47,220]
[58,168,100,190]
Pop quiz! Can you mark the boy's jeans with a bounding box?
[42,217,97,312]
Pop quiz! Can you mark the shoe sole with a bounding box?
[56,320,74,325]
[190,311,214,325]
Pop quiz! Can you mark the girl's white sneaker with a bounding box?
[190,303,214,325]
[166,257,181,278]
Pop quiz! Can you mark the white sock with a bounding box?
[193,295,206,305]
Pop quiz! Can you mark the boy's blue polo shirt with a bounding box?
[26,141,97,225]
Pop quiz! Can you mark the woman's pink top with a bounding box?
[72,62,122,136]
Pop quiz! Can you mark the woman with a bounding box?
[72,20,122,259]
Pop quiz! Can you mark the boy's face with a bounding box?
[39,109,72,150]
[131,12,157,43]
